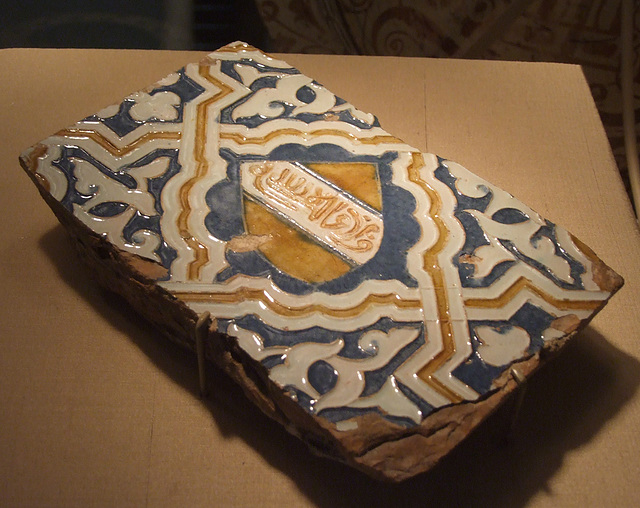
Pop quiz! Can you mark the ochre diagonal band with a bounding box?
[408,153,463,403]
[180,64,235,280]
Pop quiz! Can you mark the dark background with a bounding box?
[0,0,268,51]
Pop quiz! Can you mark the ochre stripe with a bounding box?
[219,129,404,146]
[56,129,181,156]
[172,289,422,318]
[180,65,235,280]
[569,234,600,265]
[407,153,463,403]
[464,276,602,311]
[25,143,51,192]
[215,42,260,53]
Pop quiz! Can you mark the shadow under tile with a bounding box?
[39,225,640,507]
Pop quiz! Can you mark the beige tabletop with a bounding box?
[1,48,639,507]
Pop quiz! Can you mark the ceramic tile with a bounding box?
[21,42,619,429]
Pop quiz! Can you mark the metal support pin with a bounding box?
[195,311,211,398]
[506,367,527,443]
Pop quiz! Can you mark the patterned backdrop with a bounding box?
[255,0,640,201]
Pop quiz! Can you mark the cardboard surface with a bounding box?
[1,48,639,506]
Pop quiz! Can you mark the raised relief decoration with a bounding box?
[20,42,623,481]
[240,160,384,266]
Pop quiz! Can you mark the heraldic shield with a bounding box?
[240,159,384,281]
[204,145,422,293]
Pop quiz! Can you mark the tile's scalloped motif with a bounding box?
[23,41,616,429]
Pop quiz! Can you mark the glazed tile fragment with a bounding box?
[20,42,622,481]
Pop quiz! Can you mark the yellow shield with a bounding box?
[241,160,383,283]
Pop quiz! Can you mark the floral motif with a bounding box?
[128,91,180,122]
